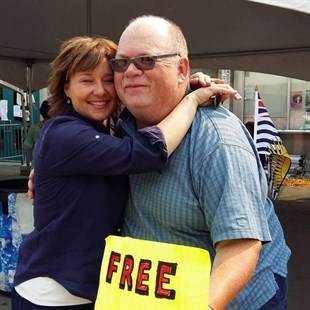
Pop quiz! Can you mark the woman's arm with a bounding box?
[158,83,241,155]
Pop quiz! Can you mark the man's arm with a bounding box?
[208,239,262,310]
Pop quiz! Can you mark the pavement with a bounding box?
[273,185,310,310]
[0,161,30,181]
[0,161,309,309]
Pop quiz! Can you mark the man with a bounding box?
[113,15,290,309]
[24,100,50,166]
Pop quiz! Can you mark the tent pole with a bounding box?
[86,0,91,36]
[24,63,33,173]
[26,63,34,126]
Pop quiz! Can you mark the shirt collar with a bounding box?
[115,108,137,137]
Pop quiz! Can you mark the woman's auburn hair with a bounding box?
[48,36,117,117]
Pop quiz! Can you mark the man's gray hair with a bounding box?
[127,15,188,57]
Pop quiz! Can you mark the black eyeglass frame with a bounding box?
[110,53,180,72]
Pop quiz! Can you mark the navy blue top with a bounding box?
[14,109,168,301]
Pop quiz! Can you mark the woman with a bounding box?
[12,36,238,309]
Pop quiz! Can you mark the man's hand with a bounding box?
[189,72,242,104]
[28,169,35,203]
[190,72,224,88]
[191,82,242,107]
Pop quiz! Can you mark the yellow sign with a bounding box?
[95,236,211,310]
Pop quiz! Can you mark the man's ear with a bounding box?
[177,57,190,82]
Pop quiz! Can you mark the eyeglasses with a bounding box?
[110,53,180,72]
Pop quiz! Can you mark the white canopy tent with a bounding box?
[251,0,310,14]
[0,0,310,93]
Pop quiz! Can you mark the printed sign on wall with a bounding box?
[290,91,303,110]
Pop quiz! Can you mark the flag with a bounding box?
[253,91,291,200]
[253,92,279,154]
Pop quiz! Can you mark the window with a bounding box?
[244,72,310,130]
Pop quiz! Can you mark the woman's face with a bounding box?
[64,57,117,124]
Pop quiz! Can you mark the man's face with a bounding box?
[114,21,188,128]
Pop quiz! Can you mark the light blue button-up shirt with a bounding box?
[119,106,291,309]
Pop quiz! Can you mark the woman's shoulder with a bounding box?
[43,115,92,131]
[40,115,94,143]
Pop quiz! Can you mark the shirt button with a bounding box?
[95,135,100,139]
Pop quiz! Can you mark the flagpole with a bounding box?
[253,86,259,144]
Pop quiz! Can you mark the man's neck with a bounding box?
[136,120,153,129]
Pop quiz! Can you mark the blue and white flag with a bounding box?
[253,92,280,154]
[253,91,291,200]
